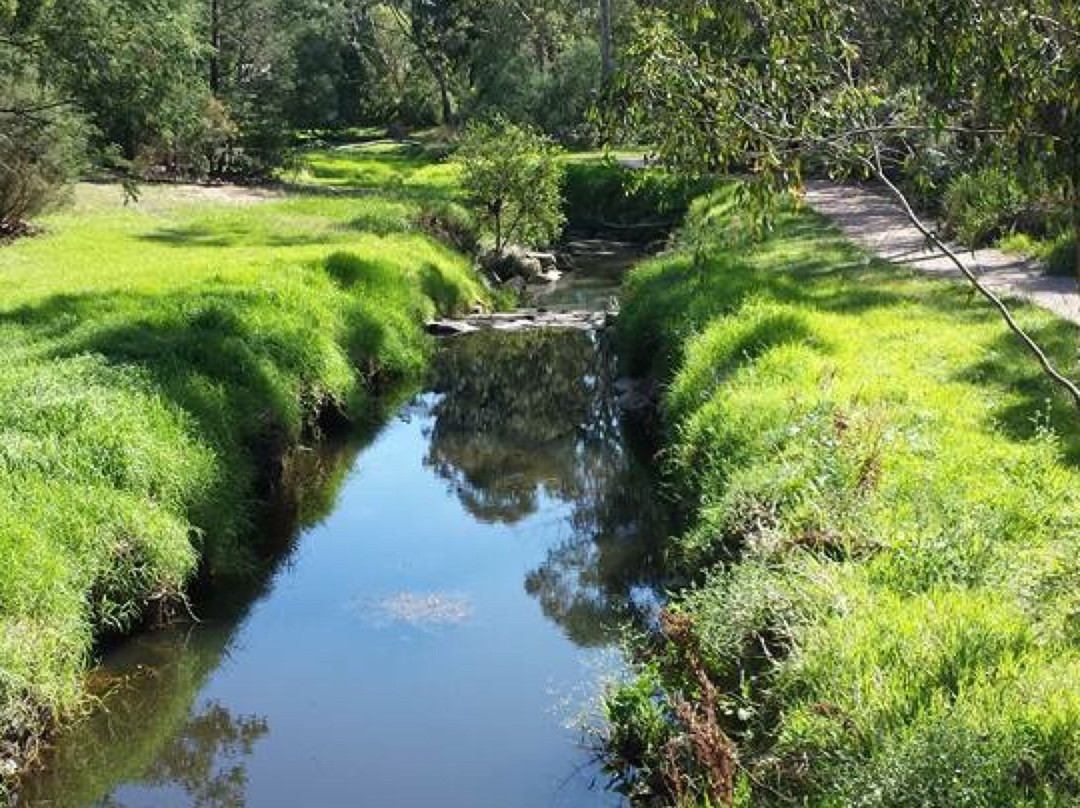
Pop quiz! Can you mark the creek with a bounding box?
[18,242,668,808]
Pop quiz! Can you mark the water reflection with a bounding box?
[425,330,669,646]
[20,329,669,808]
[18,440,364,808]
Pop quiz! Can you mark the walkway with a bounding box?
[803,180,1080,325]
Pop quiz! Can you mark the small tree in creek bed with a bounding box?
[455,117,565,255]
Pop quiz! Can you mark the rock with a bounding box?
[614,377,658,413]
[428,308,611,337]
[480,246,564,283]
[617,391,654,413]
[526,251,558,270]
[426,320,479,337]
[530,268,562,286]
[502,277,526,295]
[480,246,544,282]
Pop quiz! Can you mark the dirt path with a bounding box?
[73,181,283,213]
[804,180,1080,325]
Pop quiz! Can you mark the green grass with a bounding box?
[606,186,1080,807]
[287,140,462,198]
[0,168,486,796]
[998,231,1077,277]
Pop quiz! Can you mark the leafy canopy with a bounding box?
[455,116,566,253]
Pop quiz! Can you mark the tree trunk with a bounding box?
[437,68,452,126]
[1073,191,1080,287]
[209,0,222,94]
[599,0,615,82]
[1073,152,1080,285]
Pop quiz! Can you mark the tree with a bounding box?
[384,0,474,124]
[455,116,565,254]
[598,0,614,81]
[1,0,211,229]
[607,0,1080,412]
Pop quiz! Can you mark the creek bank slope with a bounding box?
[0,186,487,798]
[607,185,1080,807]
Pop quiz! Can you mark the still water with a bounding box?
[20,326,668,808]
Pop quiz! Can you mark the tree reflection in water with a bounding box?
[424,329,671,646]
[17,439,365,808]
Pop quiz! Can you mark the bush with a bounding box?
[562,161,711,239]
[455,117,565,253]
[414,200,480,255]
[1000,231,1077,278]
[0,106,82,236]
[941,167,1028,247]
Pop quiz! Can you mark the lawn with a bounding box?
[606,186,1080,807]
[0,153,487,792]
[286,140,463,198]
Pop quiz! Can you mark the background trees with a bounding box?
[607,0,1080,279]
[1,0,642,234]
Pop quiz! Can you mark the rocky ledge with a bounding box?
[426,309,611,336]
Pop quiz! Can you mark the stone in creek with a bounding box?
[525,251,558,271]
[615,376,658,413]
[502,276,527,295]
[481,246,545,282]
[426,320,480,337]
[529,268,563,286]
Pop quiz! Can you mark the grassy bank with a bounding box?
[0,147,487,796]
[607,187,1080,806]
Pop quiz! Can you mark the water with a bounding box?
[528,239,651,312]
[19,321,668,808]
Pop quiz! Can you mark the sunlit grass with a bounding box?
[0,166,486,781]
[610,185,1080,807]
[288,140,462,198]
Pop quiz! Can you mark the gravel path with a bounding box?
[804,180,1080,325]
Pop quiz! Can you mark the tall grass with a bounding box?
[0,175,486,796]
[606,185,1080,807]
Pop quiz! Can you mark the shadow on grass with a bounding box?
[954,316,1080,462]
[0,274,404,569]
[624,209,1080,466]
[139,223,346,249]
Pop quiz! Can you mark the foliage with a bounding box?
[607,184,1080,806]
[562,160,711,238]
[1000,231,1078,278]
[455,117,565,253]
[941,168,1029,247]
[0,91,82,236]
[0,0,208,223]
[607,0,1080,277]
[414,199,480,254]
[0,149,487,794]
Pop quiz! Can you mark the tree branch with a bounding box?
[861,142,1080,413]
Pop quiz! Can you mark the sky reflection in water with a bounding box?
[21,328,668,808]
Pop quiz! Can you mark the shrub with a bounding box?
[941,167,1027,247]
[414,200,480,255]
[454,116,565,253]
[0,103,82,237]
[562,161,711,239]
